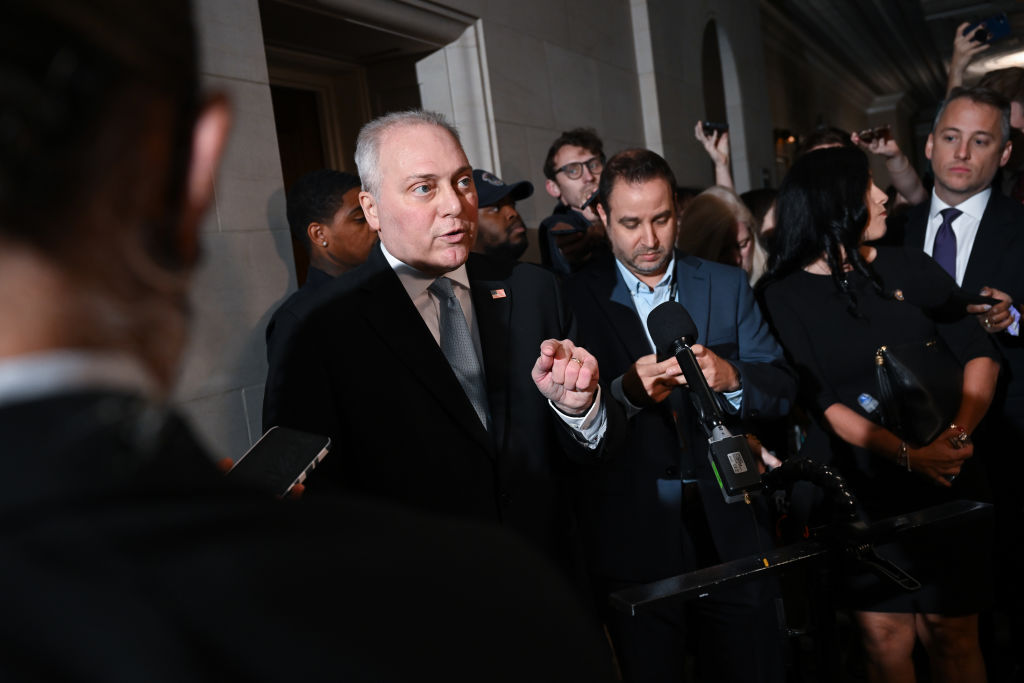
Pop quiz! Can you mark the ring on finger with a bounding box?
[570,357,584,367]
[984,318,991,327]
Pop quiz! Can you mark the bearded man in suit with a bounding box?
[565,147,795,683]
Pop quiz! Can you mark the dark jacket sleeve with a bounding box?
[728,270,799,421]
[761,279,840,419]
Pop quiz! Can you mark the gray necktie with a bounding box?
[428,277,490,430]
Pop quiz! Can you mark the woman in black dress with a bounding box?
[759,147,998,683]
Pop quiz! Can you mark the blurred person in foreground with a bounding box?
[0,2,617,680]
[759,146,998,683]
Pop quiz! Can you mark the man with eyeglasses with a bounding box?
[540,128,611,274]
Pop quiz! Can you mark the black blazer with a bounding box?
[263,244,618,568]
[566,251,796,583]
[0,390,615,681]
[901,191,1024,407]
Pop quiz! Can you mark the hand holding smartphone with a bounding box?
[856,125,892,145]
[701,121,728,136]
[964,13,1011,44]
[227,426,330,497]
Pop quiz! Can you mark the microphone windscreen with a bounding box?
[647,301,698,355]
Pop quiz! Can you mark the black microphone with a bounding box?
[647,301,763,503]
[647,301,724,428]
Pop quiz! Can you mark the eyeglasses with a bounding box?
[555,156,604,180]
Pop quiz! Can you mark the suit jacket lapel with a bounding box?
[601,266,655,360]
[468,266,511,454]
[903,202,929,250]
[675,255,711,345]
[358,247,493,454]
[963,193,1014,293]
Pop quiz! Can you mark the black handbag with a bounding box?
[874,339,962,448]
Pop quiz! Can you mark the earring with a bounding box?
[321,241,328,247]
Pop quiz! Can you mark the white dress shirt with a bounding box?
[923,187,990,286]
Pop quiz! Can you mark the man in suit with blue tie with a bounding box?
[893,86,1024,677]
[565,148,796,682]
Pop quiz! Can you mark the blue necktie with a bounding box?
[933,208,961,278]
[428,277,490,430]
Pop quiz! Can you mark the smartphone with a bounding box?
[857,125,892,144]
[961,293,1002,307]
[965,13,1011,44]
[702,121,728,136]
[227,426,330,497]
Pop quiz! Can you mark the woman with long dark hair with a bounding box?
[759,146,998,683]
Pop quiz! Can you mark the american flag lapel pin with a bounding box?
[490,288,506,299]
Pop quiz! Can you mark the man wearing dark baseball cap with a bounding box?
[472,169,533,261]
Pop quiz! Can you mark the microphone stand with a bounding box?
[608,459,992,677]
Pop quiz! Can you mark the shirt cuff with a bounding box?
[722,387,743,412]
[611,373,742,416]
[549,385,606,449]
[610,374,644,419]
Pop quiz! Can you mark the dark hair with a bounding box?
[765,146,880,311]
[978,67,1024,107]
[0,1,199,265]
[597,148,678,216]
[543,128,604,180]
[796,125,852,157]
[739,188,777,229]
[286,170,361,253]
[934,86,1011,144]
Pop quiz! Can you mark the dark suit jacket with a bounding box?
[263,244,618,570]
[263,266,334,424]
[0,390,615,682]
[566,251,796,583]
[900,192,1024,410]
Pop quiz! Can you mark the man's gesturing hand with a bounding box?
[532,339,600,416]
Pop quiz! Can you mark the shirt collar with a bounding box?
[380,242,471,300]
[0,350,158,410]
[614,254,676,294]
[929,187,991,223]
